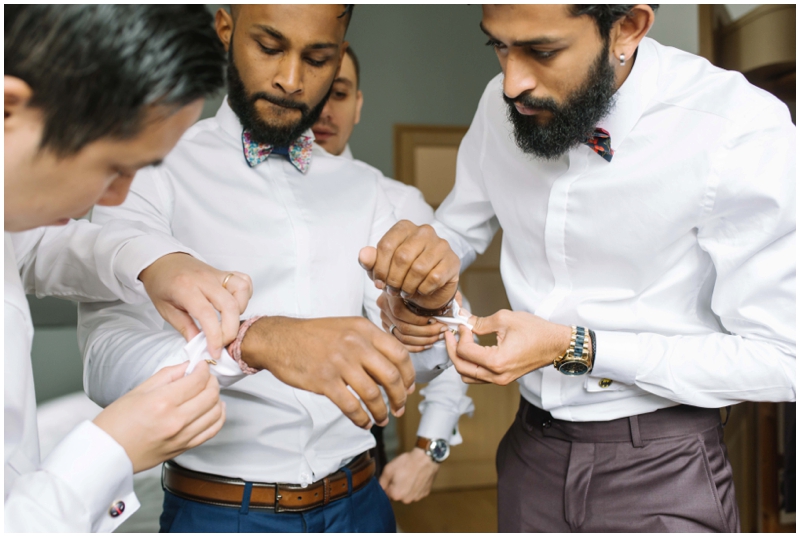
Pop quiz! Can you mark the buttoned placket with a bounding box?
[261,155,320,486]
[535,150,589,411]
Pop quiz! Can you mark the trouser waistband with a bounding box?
[520,397,721,447]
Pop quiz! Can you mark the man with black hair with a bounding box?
[4,5,254,531]
[80,5,457,532]
[378,4,795,532]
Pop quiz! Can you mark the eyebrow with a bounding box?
[333,77,354,87]
[254,24,339,51]
[480,22,563,47]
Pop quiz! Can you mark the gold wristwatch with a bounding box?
[553,326,593,375]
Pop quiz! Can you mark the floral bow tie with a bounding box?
[242,130,313,173]
[582,128,614,163]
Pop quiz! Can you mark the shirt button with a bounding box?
[109,501,125,517]
[599,378,613,388]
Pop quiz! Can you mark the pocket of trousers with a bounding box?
[697,432,732,533]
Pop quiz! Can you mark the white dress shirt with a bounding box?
[433,37,796,422]
[4,222,162,532]
[79,99,449,486]
[342,144,475,443]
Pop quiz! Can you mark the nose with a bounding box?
[319,98,334,120]
[502,51,538,100]
[273,54,303,96]
[96,174,134,207]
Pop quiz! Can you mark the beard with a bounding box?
[226,44,331,147]
[504,41,617,160]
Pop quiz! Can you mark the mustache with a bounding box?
[503,92,559,114]
[251,92,309,113]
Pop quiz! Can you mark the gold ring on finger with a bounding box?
[222,273,235,289]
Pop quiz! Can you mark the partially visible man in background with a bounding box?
[312,46,474,505]
[5,5,251,531]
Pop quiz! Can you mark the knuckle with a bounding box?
[363,386,382,402]
[384,367,402,385]
[342,399,362,415]
[426,272,443,287]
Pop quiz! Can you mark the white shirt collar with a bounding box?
[341,144,354,160]
[596,37,660,151]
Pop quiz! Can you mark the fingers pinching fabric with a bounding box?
[433,300,474,333]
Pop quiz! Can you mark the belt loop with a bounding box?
[629,415,644,448]
[323,476,331,505]
[239,482,253,515]
[343,466,354,496]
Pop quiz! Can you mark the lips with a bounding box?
[312,128,336,141]
[514,103,544,116]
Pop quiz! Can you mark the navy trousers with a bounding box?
[159,476,396,532]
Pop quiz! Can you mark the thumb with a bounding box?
[470,311,505,336]
[358,246,377,274]
[379,461,396,490]
[135,361,190,392]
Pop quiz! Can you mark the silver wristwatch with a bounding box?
[416,436,450,463]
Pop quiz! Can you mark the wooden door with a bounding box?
[394,125,519,490]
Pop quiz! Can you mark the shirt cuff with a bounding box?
[417,405,463,445]
[589,331,641,385]
[155,332,248,388]
[410,341,452,383]
[112,233,200,299]
[41,421,139,532]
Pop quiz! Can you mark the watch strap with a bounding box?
[416,437,431,452]
[402,291,457,317]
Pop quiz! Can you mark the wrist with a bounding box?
[402,288,458,317]
[137,252,192,283]
[551,323,573,361]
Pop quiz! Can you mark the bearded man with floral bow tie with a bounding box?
[376,4,795,533]
[77,5,461,533]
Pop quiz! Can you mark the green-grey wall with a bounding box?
[344,5,500,176]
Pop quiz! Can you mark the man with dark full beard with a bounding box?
[377,4,795,532]
[78,5,460,533]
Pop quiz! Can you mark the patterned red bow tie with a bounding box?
[242,130,313,173]
[582,128,614,162]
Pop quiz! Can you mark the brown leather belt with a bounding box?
[162,452,376,513]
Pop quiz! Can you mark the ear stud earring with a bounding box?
[619,53,626,66]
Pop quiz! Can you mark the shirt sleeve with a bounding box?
[590,100,796,406]
[10,218,196,304]
[80,165,244,406]
[4,421,139,533]
[416,365,474,445]
[433,84,500,270]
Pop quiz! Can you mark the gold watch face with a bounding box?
[559,360,590,376]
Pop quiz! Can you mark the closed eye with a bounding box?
[258,42,281,56]
[485,38,505,50]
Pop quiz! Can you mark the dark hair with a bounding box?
[569,5,659,42]
[344,46,361,89]
[339,4,355,28]
[5,5,225,156]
